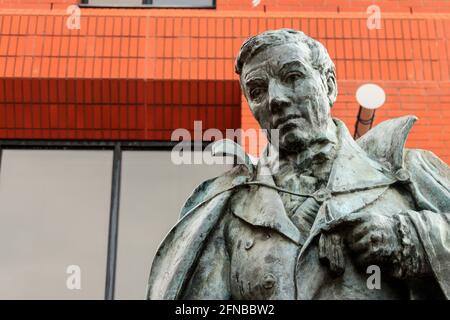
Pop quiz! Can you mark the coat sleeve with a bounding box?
[146,191,232,300]
[403,149,450,298]
[406,210,450,298]
[405,149,450,213]
[180,214,231,299]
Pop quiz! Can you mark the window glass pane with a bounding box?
[0,150,113,299]
[115,151,231,299]
[84,0,214,7]
[84,0,143,5]
[152,0,213,6]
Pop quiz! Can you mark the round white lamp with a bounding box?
[354,84,386,138]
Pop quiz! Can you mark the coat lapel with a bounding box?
[300,119,396,255]
[230,161,302,245]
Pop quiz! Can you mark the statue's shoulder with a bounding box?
[179,139,257,219]
[403,148,450,212]
[356,115,417,173]
[180,163,251,219]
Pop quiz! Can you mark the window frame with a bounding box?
[0,139,211,300]
[79,0,216,9]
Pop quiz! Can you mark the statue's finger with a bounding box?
[344,211,373,227]
[321,212,365,234]
[348,234,371,253]
[329,240,345,275]
[318,232,328,260]
[319,233,345,277]
[349,222,372,243]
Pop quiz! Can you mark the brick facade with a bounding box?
[0,1,449,162]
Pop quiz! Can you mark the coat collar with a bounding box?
[231,119,396,245]
[326,118,395,193]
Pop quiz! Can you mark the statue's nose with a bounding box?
[269,97,290,114]
[268,81,290,114]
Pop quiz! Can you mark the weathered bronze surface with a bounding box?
[147,29,450,300]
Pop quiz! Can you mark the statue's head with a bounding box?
[236,29,337,154]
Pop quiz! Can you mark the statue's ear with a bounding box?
[326,70,337,107]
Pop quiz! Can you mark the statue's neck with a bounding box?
[271,119,339,186]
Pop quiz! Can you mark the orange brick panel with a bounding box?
[1,13,449,82]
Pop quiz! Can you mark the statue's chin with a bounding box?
[278,130,309,154]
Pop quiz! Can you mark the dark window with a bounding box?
[80,0,215,8]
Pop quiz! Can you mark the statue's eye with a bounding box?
[250,87,265,101]
[286,72,304,83]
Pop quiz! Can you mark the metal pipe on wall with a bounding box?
[105,142,122,300]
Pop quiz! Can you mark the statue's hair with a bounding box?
[235,29,337,106]
[235,28,335,82]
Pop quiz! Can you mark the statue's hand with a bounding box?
[345,212,430,278]
[345,213,401,267]
[319,213,401,277]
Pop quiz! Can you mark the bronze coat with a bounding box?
[147,116,450,300]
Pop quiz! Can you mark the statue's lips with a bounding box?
[275,117,309,134]
[273,114,302,129]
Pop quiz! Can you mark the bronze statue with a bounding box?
[147,29,450,300]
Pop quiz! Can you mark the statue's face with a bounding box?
[241,42,334,153]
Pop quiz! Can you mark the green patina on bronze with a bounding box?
[147,29,450,300]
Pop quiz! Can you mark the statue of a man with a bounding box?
[147,29,450,300]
